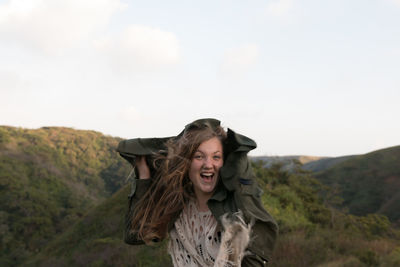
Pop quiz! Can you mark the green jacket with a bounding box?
[117,119,278,266]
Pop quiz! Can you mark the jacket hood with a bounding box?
[117,118,257,166]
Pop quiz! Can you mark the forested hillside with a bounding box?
[0,126,130,266]
[314,146,400,224]
[28,161,400,267]
[1,126,399,266]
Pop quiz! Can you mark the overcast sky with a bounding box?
[1,0,399,157]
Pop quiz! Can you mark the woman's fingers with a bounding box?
[136,156,151,179]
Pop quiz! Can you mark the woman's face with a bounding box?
[189,137,223,200]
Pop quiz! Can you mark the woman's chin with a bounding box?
[198,184,216,195]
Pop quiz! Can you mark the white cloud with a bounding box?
[220,44,259,76]
[266,0,293,17]
[0,0,125,53]
[95,25,180,72]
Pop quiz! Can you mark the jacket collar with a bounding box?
[209,181,228,202]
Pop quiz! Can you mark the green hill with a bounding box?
[29,160,400,267]
[315,146,400,224]
[2,126,400,266]
[0,126,130,266]
[26,184,171,267]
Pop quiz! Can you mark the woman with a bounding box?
[118,118,278,266]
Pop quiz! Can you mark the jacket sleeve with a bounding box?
[124,176,153,245]
[118,138,168,245]
[221,151,278,264]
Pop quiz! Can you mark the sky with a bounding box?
[1,0,399,157]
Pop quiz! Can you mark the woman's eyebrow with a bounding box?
[196,149,222,154]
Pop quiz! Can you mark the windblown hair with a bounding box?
[130,124,227,244]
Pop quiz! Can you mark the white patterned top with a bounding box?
[168,200,222,267]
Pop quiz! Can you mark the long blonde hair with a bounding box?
[130,123,227,243]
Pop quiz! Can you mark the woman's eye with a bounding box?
[213,155,221,160]
[194,155,203,159]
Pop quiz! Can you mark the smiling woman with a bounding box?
[189,137,224,211]
[118,118,278,266]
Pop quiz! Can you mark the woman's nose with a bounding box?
[203,157,213,168]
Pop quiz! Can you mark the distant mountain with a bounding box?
[251,155,326,171]
[252,147,400,224]
[0,126,130,266]
[314,145,400,224]
[302,155,356,172]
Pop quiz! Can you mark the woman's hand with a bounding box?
[136,156,150,179]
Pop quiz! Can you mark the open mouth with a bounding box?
[200,173,214,182]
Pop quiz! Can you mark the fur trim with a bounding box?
[214,211,252,267]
